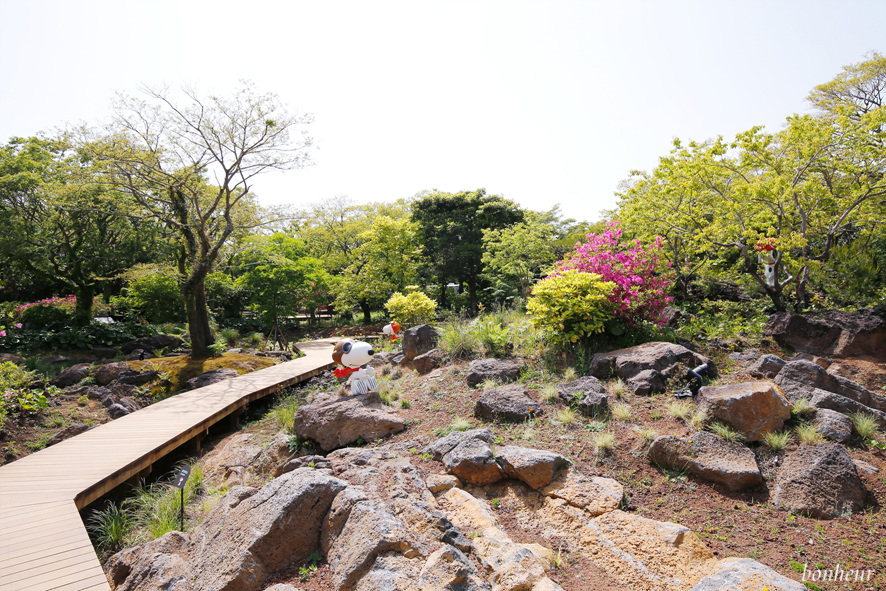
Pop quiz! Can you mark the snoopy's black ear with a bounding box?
[342,342,352,353]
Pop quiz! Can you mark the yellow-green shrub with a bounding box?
[526,270,615,344]
[384,291,437,325]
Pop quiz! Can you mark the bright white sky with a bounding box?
[2,0,885,222]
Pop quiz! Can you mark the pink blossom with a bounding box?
[549,221,673,327]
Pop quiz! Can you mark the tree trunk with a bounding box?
[360,300,372,324]
[438,278,447,309]
[183,276,214,359]
[468,277,478,316]
[73,284,94,327]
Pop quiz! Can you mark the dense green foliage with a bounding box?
[384,291,437,325]
[526,270,616,344]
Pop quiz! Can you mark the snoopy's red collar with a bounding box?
[334,367,358,378]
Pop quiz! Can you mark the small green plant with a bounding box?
[611,402,633,422]
[219,328,241,346]
[585,420,607,432]
[554,407,577,426]
[549,546,565,569]
[87,501,132,553]
[849,412,879,439]
[593,431,616,455]
[609,378,627,398]
[762,430,791,452]
[438,318,480,358]
[400,398,412,409]
[436,417,473,437]
[479,378,500,391]
[795,423,825,445]
[708,422,744,442]
[689,408,708,430]
[470,315,511,357]
[562,367,577,382]
[541,384,559,403]
[208,340,227,357]
[650,409,663,420]
[298,551,323,581]
[791,397,816,417]
[667,399,693,422]
[490,497,501,509]
[272,393,304,434]
[77,394,89,406]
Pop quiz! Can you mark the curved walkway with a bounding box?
[0,338,337,591]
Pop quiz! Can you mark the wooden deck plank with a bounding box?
[0,339,335,591]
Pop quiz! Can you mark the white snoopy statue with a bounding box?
[331,338,377,395]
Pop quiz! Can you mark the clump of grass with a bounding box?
[436,417,473,437]
[400,398,411,409]
[272,393,304,434]
[479,378,501,391]
[439,319,480,358]
[762,430,791,452]
[585,420,607,432]
[246,332,264,347]
[795,422,825,445]
[609,378,628,399]
[549,545,565,569]
[593,431,616,455]
[791,398,816,417]
[634,426,658,444]
[611,402,633,422]
[554,407,577,426]
[562,367,577,382]
[87,501,132,554]
[667,399,694,422]
[849,412,879,439]
[689,408,708,430]
[541,384,559,403]
[708,422,745,443]
[219,328,240,346]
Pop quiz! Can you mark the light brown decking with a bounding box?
[0,338,336,591]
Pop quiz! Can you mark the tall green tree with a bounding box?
[0,136,160,322]
[234,234,333,329]
[87,82,313,357]
[336,215,424,323]
[411,189,523,314]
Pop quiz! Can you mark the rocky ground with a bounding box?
[104,325,886,591]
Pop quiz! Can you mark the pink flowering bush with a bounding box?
[552,222,673,328]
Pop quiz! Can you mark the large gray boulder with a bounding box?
[497,446,571,489]
[556,376,606,404]
[51,363,90,387]
[813,408,853,443]
[648,432,763,491]
[474,385,542,422]
[696,382,792,442]
[774,359,886,412]
[442,436,504,485]
[292,391,405,451]
[764,309,886,360]
[747,354,786,379]
[589,342,715,395]
[771,443,867,519]
[110,470,348,591]
[402,324,439,360]
[466,358,525,387]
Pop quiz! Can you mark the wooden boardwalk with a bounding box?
[0,338,337,591]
